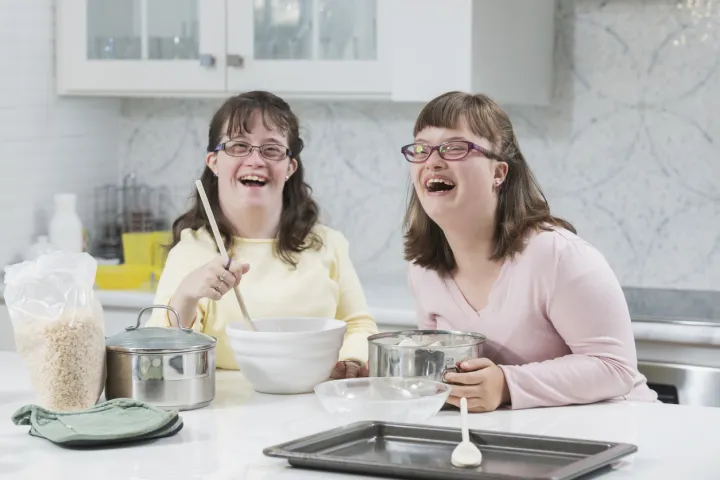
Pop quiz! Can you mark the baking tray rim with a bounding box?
[263,420,639,480]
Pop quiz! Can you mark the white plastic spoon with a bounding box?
[451,397,483,468]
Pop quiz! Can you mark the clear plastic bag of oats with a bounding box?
[3,251,106,412]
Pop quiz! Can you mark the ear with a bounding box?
[287,157,298,178]
[494,161,509,185]
[205,152,218,175]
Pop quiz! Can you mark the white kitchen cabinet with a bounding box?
[56,0,227,95]
[57,0,388,98]
[56,0,555,105]
[226,0,391,97]
[387,0,556,105]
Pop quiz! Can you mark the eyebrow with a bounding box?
[413,135,469,144]
[229,135,286,145]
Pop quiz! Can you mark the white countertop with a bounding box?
[1,352,719,479]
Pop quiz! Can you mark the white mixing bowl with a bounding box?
[225,317,347,394]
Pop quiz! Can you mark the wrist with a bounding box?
[174,288,200,305]
[498,367,511,405]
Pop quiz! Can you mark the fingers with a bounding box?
[227,261,250,286]
[329,361,367,380]
[444,368,488,385]
[202,286,223,301]
[209,257,250,292]
[457,357,496,371]
[447,395,495,413]
[449,384,483,399]
[344,362,359,379]
[330,361,345,379]
[213,258,250,287]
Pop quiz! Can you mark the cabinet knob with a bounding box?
[227,54,245,68]
[199,54,216,68]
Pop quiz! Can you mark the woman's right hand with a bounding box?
[176,257,250,302]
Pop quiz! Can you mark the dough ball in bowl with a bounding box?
[226,317,347,394]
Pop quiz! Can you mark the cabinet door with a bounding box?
[56,0,227,95]
[226,0,391,97]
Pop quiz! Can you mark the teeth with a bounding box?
[240,175,266,183]
[425,178,455,187]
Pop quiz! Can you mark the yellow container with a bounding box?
[122,231,172,268]
[95,264,163,291]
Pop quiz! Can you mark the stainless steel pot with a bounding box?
[368,330,486,382]
[105,305,217,411]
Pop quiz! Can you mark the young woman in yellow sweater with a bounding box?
[146,91,377,379]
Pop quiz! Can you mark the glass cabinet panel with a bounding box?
[254,0,313,59]
[147,0,200,59]
[86,0,200,61]
[252,0,376,61]
[318,0,376,60]
[87,0,142,59]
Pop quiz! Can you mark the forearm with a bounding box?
[338,314,378,363]
[499,353,636,410]
[168,294,200,329]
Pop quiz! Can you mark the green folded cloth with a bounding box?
[11,398,183,447]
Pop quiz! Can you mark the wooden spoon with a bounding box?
[194,180,256,332]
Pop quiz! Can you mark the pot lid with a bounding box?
[106,305,217,353]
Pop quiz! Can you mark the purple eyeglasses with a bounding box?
[401,140,502,163]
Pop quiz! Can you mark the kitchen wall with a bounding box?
[118,0,720,289]
[0,0,120,268]
[2,0,718,290]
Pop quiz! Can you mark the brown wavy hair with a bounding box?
[171,91,322,267]
[403,91,575,274]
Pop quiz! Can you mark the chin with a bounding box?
[420,202,453,226]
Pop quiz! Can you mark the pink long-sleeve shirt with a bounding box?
[408,228,658,410]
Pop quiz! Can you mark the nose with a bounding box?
[424,149,446,170]
[243,147,266,167]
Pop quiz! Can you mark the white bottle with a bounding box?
[49,193,83,253]
[24,235,58,261]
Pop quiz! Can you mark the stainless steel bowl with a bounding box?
[104,305,217,411]
[368,330,486,382]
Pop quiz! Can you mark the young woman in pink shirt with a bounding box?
[401,91,658,412]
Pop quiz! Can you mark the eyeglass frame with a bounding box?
[213,140,292,161]
[400,140,504,163]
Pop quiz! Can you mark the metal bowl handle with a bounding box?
[127,305,193,333]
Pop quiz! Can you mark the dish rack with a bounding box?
[92,173,172,290]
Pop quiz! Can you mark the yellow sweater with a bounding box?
[145,225,378,369]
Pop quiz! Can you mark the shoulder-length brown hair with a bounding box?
[403,91,575,274]
[171,90,321,267]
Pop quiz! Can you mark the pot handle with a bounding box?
[441,361,463,384]
[127,305,194,333]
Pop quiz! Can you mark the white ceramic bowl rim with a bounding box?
[226,317,347,337]
[314,377,451,402]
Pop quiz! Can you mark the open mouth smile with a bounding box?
[424,177,456,194]
[238,175,268,187]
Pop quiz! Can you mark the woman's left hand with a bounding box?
[330,360,369,379]
[444,358,511,413]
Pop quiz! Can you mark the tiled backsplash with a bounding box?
[118,0,720,289]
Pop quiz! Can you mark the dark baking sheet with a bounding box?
[263,421,637,480]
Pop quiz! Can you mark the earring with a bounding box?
[285,175,289,180]
[213,171,218,177]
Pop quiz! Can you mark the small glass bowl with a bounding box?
[313,377,451,423]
